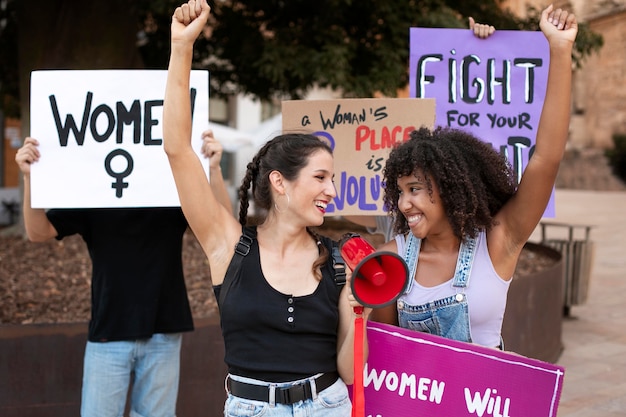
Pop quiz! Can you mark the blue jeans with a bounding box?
[224,374,351,416]
[81,333,182,417]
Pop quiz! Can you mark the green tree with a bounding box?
[159,0,603,100]
[3,0,146,127]
[1,0,604,118]
[0,0,19,117]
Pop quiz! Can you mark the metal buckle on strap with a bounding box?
[331,246,346,286]
[234,233,253,256]
[277,383,312,404]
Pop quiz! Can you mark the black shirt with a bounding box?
[47,207,194,342]
[215,229,342,382]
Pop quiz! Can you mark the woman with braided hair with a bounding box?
[370,5,578,349]
[163,1,367,415]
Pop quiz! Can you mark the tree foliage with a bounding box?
[1,0,604,117]
[0,0,19,116]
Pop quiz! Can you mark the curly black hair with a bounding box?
[383,126,517,240]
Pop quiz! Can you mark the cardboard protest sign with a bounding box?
[282,98,435,216]
[30,70,209,208]
[363,321,564,416]
[409,28,555,216]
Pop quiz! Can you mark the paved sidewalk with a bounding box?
[528,189,626,417]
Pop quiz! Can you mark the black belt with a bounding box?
[226,372,339,405]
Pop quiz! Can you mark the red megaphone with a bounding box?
[339,233,409,308]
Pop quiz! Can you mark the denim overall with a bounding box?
[397,234,478,343]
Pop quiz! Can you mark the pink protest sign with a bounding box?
[363,321,564,416]
[409,28,555,217]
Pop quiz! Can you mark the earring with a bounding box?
[274,193,290,213]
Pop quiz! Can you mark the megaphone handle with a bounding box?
[352,313,365,417]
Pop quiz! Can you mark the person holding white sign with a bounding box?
[14,132,232,417]
[163,1,368,416]
[371,5,578,349]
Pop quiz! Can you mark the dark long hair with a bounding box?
[238,133,333,279]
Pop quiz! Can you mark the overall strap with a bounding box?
[403,234,421,294]
[218,226,257,309]
[402,233,479,292]
[452,235,478,289]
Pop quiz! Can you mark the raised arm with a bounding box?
[496,5,577,247]
[201,129,234,214]
[14,137,58,242]
[163,0,240,281]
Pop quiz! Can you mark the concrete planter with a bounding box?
[502,242,564,363]
[0,243,562,415]
[0,317,227,417]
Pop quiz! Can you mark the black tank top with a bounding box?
[214,228,342,382]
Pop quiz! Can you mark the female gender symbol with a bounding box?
[104,149,134,198]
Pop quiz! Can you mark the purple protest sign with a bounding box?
[361,321,564,416]
[409,28,555,217]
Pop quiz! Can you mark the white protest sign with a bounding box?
[30,70,209,208]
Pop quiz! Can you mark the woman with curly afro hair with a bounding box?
[370,5,578,349]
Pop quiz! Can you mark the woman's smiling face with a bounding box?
[396,171,447,238]
[287,149,336,225]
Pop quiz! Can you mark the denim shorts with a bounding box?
[80,333,182,417]
[224,374,351,416]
